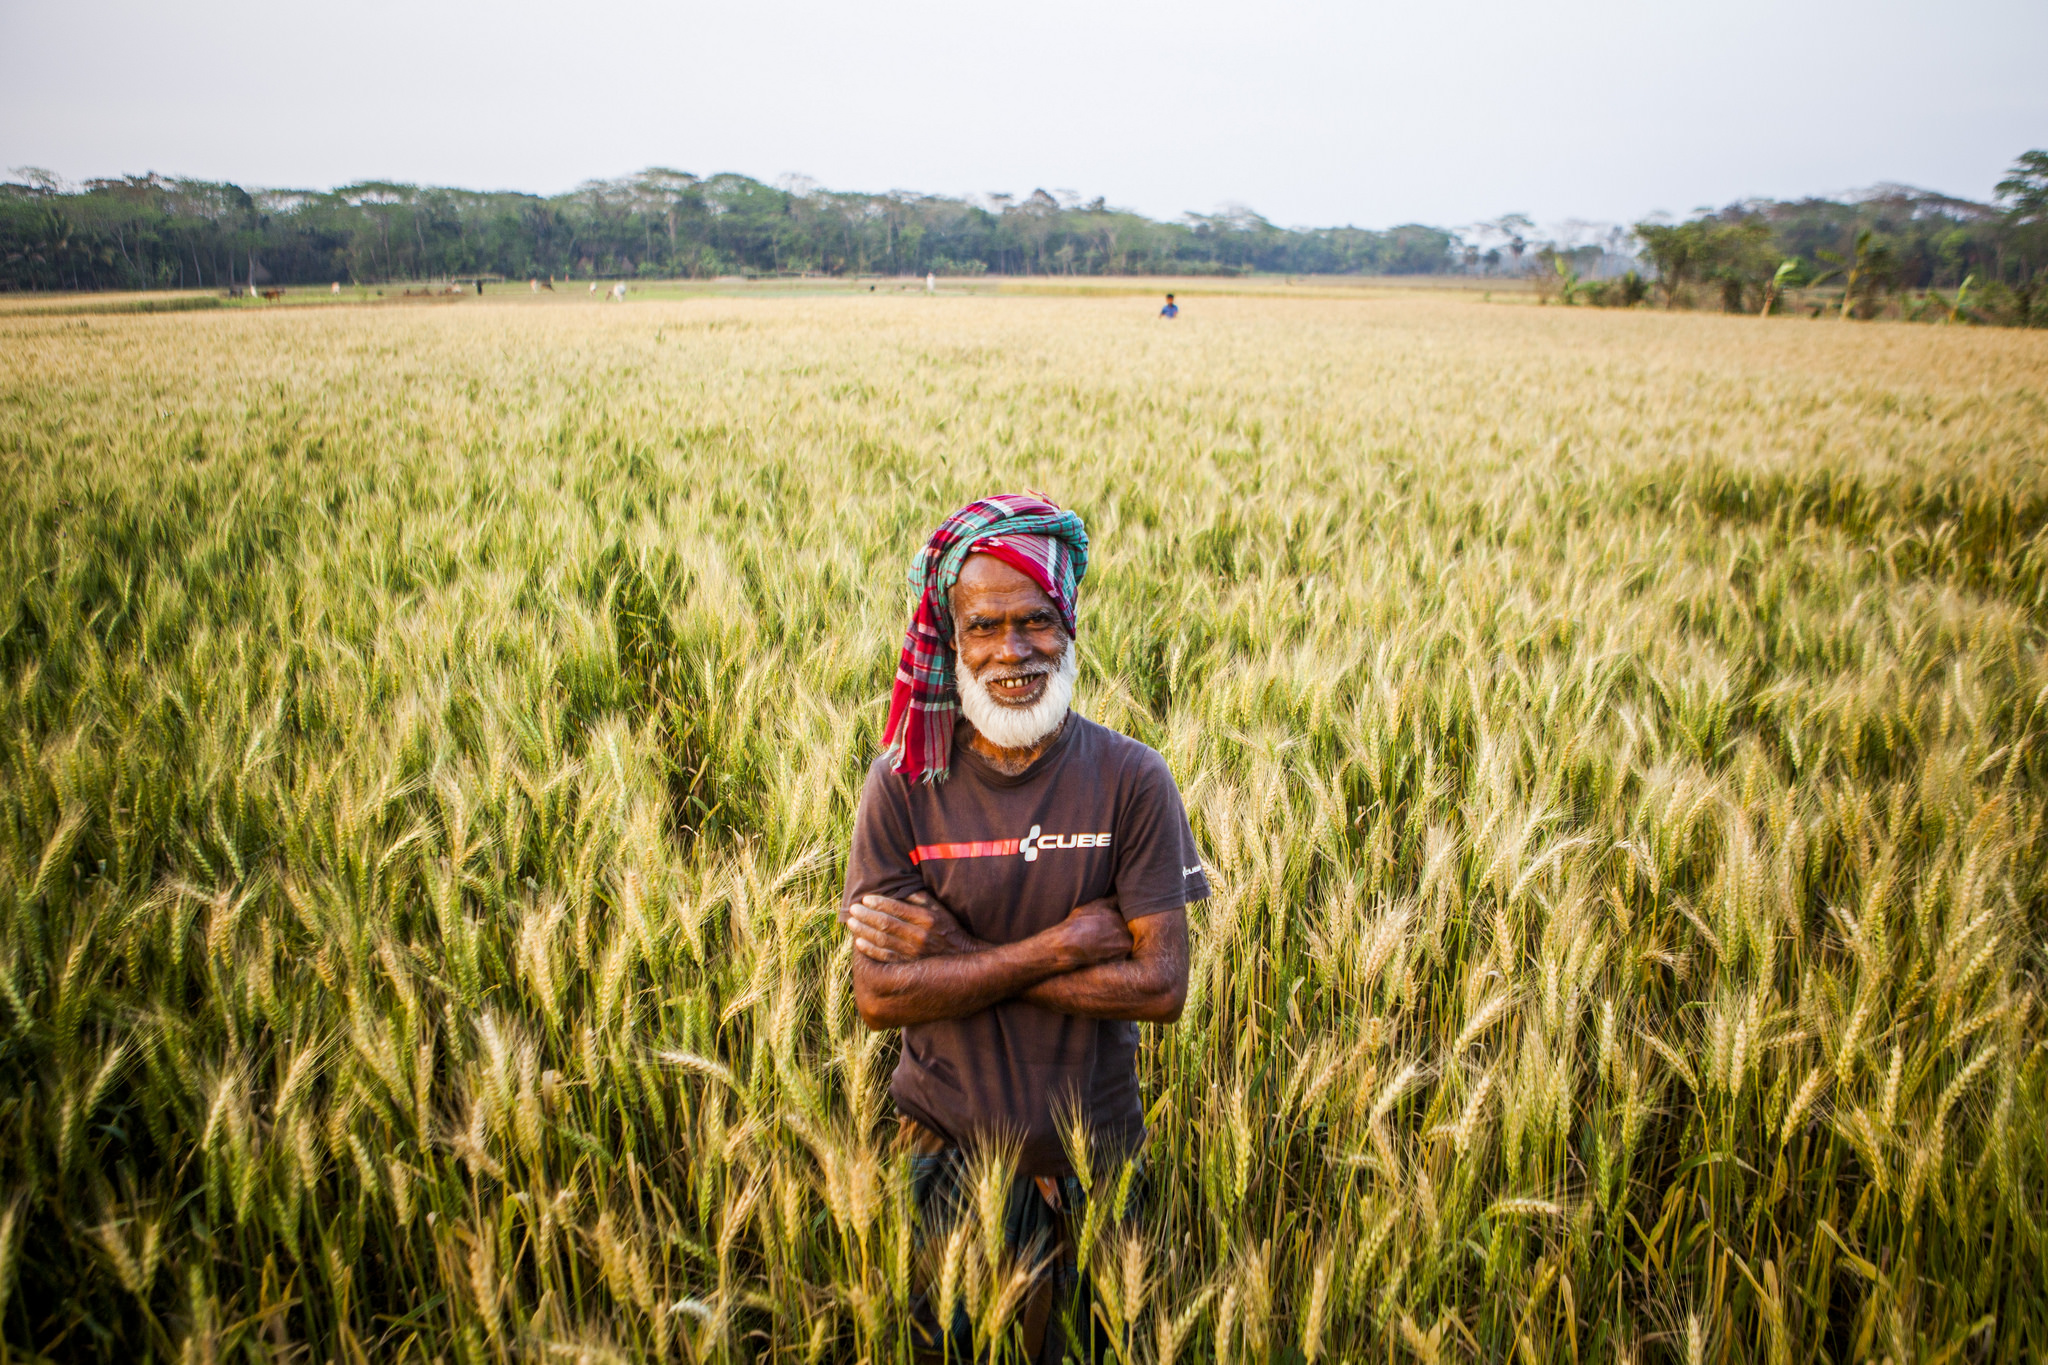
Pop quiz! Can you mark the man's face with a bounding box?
[952,553,1068,713]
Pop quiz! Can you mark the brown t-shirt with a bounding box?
[842,714,1211,1175]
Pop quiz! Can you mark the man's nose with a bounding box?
[992,624,1038,662]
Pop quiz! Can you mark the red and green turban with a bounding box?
[884,493,1089,783]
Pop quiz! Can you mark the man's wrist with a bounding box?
[933,924,983,956]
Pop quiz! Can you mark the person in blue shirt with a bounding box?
[1159,293,1178,318]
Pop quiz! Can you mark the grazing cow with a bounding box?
[260,289,285,300]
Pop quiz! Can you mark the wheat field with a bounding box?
[2,288,2045,1363]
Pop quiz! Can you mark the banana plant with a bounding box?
[1947,273,1977,323]
[1551,254,1581,306]
[1758,259,1798,317]
[1912,273,1979,326]
[1841,230,1871,320]
[1843,233,1884,325]
[1811,229,1895,320]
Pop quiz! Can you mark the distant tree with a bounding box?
[1491,214,1533,273]
[1994,149,2048,324]
[1634,220,1709,307]
[1706,219,1775,312]
[1995,150,2048,223]
[1809,228,1897,319]
[1634,217,1772,311]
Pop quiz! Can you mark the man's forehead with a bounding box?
[955,553,1056,612]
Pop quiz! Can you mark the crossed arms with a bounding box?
[844,891,1188,1030]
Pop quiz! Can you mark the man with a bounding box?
[1159,293,1178,318]
[842,494,1208,1362]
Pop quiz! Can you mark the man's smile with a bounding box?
[984,670,1050,705]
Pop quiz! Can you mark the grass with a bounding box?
[0,289,2044,1363]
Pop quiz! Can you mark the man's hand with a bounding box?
[1021,909,1188,1022]
[845,891,977,963]
[1056,896,1134,966]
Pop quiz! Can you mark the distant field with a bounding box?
[0,272,1539,316]
[2,291,2045,1361]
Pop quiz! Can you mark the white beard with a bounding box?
[957,641,1077,752]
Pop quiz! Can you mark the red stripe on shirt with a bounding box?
[909,838,1022,865]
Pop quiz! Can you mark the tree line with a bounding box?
[3,152,2042,324]
[0,170,1456,292]
[1577,152,2048,325]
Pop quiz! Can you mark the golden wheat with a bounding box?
[0,288,2044,1360]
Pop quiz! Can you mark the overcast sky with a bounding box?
[3,0,2041,229]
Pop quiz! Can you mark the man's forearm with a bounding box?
[1024,910,1188,1020]
[1020,956,1184,1021]
[853,931,1078,1029]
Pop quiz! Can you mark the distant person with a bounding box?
[590,281,598,294]
[927,272,937,295]
[612,282,628,302]
[475,279,484,295]
[1159,293,1179,319]
[530,278,539,293]
[331,281,341,294]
